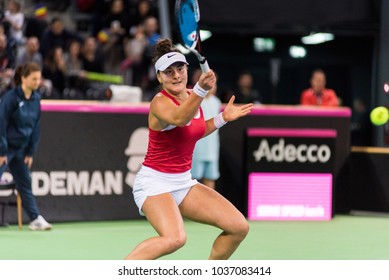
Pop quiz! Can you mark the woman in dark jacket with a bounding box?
[0,62,52,230]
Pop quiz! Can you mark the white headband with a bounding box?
[155,52,188,73]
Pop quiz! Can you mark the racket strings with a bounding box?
[176,0,200,49]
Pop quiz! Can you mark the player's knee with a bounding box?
[233,218,250,241]
[163,233,187,254]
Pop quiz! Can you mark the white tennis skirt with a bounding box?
[133,165,198,216]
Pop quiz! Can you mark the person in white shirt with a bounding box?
[4,0,25,46]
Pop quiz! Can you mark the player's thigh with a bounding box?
[179,184,246,230]
[142,193,186,237]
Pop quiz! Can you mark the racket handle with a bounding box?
[199,58,210,73]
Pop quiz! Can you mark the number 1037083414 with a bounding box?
[211,266,271,276]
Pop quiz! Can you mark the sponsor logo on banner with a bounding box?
[0,127,149,197]
[31,171,123,196]
[253,138,331,163]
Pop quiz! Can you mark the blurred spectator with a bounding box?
[142,16,161,48]
[120,15,160,91]
[0,32,15,93]
[24,4,49,40]
[42,46,66,99]
[39,17,83,58]
[121,27,146,86]
[16,36,43,67]
[139,16,160,89]
[3,0,25,48]
[79,36,109,100]
[63,39,89,99]
[95,0,129,74]
[96,0,129,35]
[300,69,339,107]
[351,98,372,146]
[80,36,105,73]
[64,39,83,76]
[128,0,158,38]
[234,70,262,104]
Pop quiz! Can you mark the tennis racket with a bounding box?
[175,0,210,73]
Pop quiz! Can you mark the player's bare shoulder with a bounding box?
[151,92,167,106]
[150,92,171,113]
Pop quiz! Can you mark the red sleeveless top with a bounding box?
[143,90,206,173]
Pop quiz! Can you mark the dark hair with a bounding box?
[50,17,62,26]
[238,70,252,79]
[13,62,41,86]
[151,38,182,65]
[312,68,325,76]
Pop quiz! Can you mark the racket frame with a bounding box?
[175,0,210,73]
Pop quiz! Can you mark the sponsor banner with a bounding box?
[218,107,350,216]
[248,172,333,220]
[0,108,149,222]
[245,128,336,221]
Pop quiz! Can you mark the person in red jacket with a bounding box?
[300,69,339,107]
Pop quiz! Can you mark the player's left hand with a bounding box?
[222,95,253,122]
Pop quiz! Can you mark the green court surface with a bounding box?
[0,214,388,260]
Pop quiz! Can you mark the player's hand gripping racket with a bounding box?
[175,0,210,73]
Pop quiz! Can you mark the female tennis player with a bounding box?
[0,62,52,230]
[126,38,253,259]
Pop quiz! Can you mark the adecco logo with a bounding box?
[253,138,331,163]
